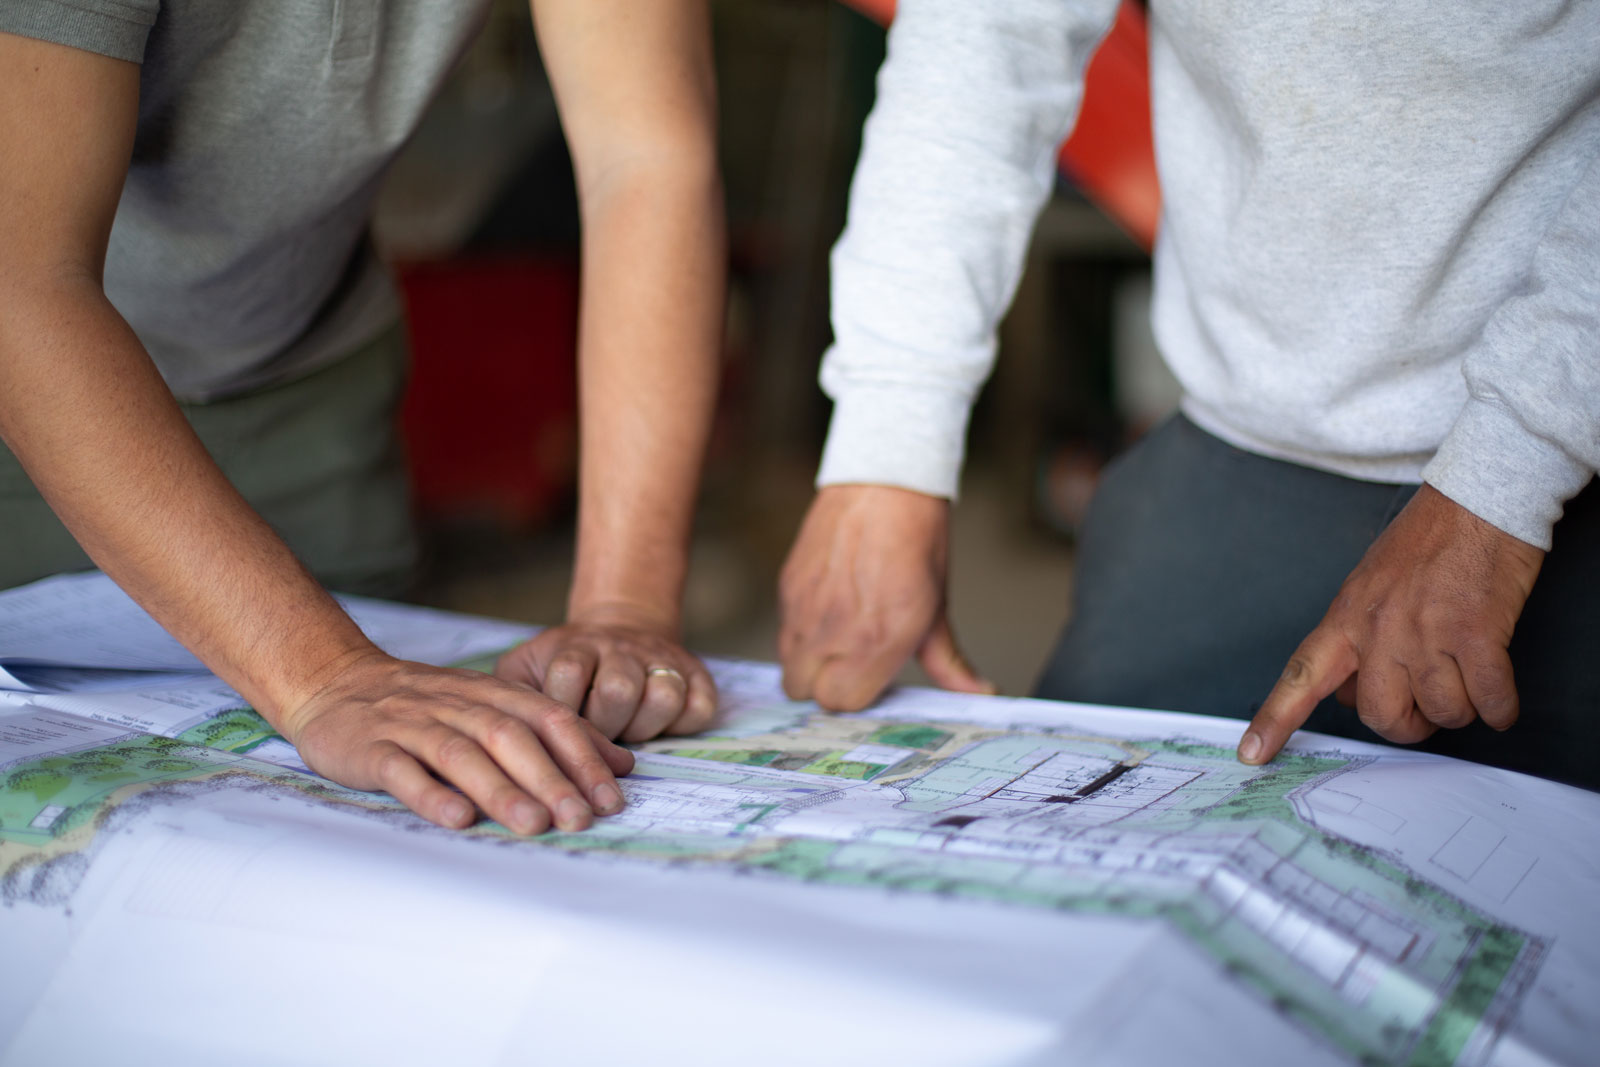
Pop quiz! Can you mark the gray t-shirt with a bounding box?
[1,0,489,400]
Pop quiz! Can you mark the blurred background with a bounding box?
[377,0,1174,698]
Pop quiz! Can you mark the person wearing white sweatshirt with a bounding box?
[777,0,1600,789]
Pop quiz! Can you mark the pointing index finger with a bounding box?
[1239,626,1357,766]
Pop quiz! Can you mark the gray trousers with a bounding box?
[0,326,419,597]
[1035,415,1599,791]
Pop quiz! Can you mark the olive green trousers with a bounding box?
[0,327,419,596]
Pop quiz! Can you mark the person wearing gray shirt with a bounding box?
[777,1,1599,788]
[0,2,727,831]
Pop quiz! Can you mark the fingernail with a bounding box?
[979,679,998,696]
[557,796,591,832]
[1238,733,1263,764]
[593,782,625,815]
[444,799,473,827]
[511,799,542,834]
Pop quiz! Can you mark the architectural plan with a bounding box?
[1,574,1596,1066]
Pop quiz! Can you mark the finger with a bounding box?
[1335,675,1358,708]
[1356,658,1435,745]
[664,666,719,736]
[1239,627,1357,765]
[916,616,997,695]
[368,741,477,830]
[543,646,599,715]
[621,668,687,744]
[408,725,553,836]
[585,658,646,740]
[1412,654,1477,731]
[582,719,638,777]
[813,643,909,713]
[779,616,829,702]
[516,698,628,818]
[458,709,598,833]
[1456,643,1520,731]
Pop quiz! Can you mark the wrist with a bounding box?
[567,545,687,638]
[256,638,390,744]
[564,593,682,638]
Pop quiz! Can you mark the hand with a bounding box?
[779,484,995,712]
[280,649,635,835]
[495,615,717,743]
[1239,484,1545,765]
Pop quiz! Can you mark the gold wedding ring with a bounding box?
[646,666,685,684]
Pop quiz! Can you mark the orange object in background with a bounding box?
[838,0,1159,251]
[397,258,580,528]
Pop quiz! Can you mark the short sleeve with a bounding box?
[0,0,159,64]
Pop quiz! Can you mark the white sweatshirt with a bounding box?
[815,0,1600,549]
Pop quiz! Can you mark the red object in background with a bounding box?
[397,258,581,527]
[838,0,1160,251]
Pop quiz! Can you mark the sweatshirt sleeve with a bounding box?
[1422,145,1600,550]
[815,0,1122,498]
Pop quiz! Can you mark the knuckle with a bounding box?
[1354,696,1397,731]
[373,746,412,784]
[1419,698,1471,730]
[1412,662,1445,694]
[484,715,531,750]
[535,700,582,730]
[433,734,479,769]
[1278,657,1315,689]
[544,664,580,691]
[594,674,640,706]
[563,741,607,772]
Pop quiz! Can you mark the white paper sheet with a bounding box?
[3,583,1596,1067]
[0,572,534,688]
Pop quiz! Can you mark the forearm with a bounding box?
[817,0,1118,497]
[567,165,724,631]
[0,278,377,727]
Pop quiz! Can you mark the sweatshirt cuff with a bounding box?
[1421,398,1594,550]
[815,384,975,500]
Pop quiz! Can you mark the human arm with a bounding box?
[0,30,630,834]
[492,0,724,742]
[1240,144,1600,764]
[779,0,1121,709]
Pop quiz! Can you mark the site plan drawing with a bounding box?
[2,574,1596,1067]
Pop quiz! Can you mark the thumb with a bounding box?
[917,616,997,696]
[493,640,543,689]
